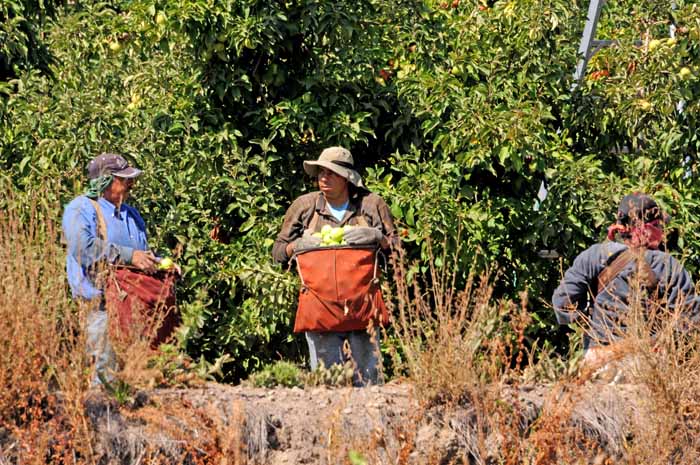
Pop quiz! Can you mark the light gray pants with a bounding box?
[305,331,382,386]
[84,299,117,387]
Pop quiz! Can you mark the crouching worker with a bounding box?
[273,147,397,386]
[552,193,700,381]
[62,153,180,387]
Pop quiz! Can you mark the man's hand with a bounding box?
[132,250,158,273]
[343,227,383,246]
[292,233,322,253]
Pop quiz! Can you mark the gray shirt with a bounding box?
[551,241,700,348]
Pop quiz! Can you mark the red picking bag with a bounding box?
[104,268,179,348]
[293,246,390,333]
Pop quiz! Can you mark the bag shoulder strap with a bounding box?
[88,198,108,241]
[307,210,320,233]
[597,247,657,297]
[355,215,369,227]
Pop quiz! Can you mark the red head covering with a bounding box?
[607,193,666,250]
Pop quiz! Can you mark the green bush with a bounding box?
[0,0,63,83]
[4,0,700,379]
[245,360,303,388]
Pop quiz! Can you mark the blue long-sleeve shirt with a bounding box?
[62,195,150,300]
[551,241,700,348]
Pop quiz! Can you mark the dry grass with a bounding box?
[381,238,700,464]
[0,186,210,464]
[4,181,700,465]
[596,302,700,463]
[107,297,177,391]
[0,187,94,463]
[388,240,518,403]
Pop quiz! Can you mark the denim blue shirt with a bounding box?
[62,195,150,300]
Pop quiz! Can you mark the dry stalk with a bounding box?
[0,183,95,463]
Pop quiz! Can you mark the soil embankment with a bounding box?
[83,380,646,464]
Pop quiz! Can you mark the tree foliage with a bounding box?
[0,0,63,85]
[3,0,700,379]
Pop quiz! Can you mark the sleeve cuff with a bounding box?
[117,245,135,264]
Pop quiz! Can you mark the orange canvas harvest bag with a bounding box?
[293,246,389,333]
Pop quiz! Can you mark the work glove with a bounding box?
[343,226,384,246]
[292,232,322,253]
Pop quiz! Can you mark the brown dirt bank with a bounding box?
[69,380,657,465]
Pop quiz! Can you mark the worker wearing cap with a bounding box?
[273,147,397,385]
[552,192,700,374]
[62,153,158,386]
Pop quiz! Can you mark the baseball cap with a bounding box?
[617,193,666,225]
[87,153,142,180]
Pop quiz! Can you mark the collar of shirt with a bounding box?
[98,197,123,219]
[314,192,359,219]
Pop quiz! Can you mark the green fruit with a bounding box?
[679,67,692,80]
[158,257,174,270]
[330,227,344,242]
[321,225,332,234]
[155,11,167,25]
[109,41,121,52]
[648,39,661,52]
[637,100,652,111]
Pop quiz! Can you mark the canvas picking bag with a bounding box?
[293,246,389,333]
[90,199,179,347]
[104,267,179,347]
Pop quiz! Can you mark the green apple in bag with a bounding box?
[330,227,344,242]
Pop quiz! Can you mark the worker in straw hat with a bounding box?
[273,146,397,385]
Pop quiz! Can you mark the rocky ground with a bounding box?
[82,380,648,464]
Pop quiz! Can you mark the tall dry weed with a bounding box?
[107,293,180,391]
[0,185,94,463]
[596,281,700,464]
[383,237,700,464]
[387,239,528,404]
[384,239,535,463]
[527,261,700,464]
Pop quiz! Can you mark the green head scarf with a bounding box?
[84,174,114,199]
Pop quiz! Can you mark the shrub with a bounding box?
[0,0,62,82]
[4,0,700,377]
[245,360,304,388]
